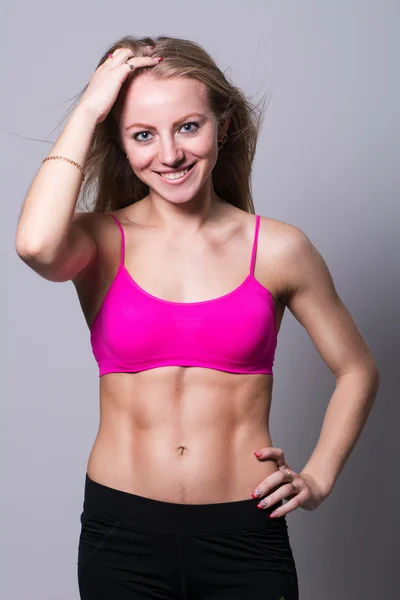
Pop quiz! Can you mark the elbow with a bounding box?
[361,361,381,398]
[15,239,43,262]
[15,234,60,265]
[365,355,380,389]
[372,366,381,393]
[15,238,65,277]
[15,243,52,266]
[337,358,380,394]
[15,227,47,261]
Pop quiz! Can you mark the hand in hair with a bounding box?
[78,47,162,125]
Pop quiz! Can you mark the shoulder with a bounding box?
[257,215,329,303]
[257,214,308,252]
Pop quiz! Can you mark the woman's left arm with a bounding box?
[286,226,380,499]
[254,225,380,513]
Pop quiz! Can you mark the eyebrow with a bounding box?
[125,112,206,131]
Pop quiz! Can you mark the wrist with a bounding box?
[299,471,333,502]
[72,102,100,127]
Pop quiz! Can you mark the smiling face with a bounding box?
[117,74,228,206]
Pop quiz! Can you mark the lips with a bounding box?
[155,161,197,185]
[156,162,196,175]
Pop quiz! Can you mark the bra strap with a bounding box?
[249,214,260,275]
[108,213,125,266]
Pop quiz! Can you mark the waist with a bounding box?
[82,472,284,534]
[87,427,278,505]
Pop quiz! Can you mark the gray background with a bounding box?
[2,1,399,598]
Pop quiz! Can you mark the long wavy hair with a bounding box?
[59,35,268,215]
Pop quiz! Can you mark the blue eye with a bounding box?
[133,121,200,144]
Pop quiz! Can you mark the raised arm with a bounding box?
[15,47,162,283]
[15,105,98,282]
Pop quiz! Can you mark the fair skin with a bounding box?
[72,71,378,516]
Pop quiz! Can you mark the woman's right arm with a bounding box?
[15,104,99,283]
[15,47,161,283]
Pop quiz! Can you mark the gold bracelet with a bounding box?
[42,155,85,181]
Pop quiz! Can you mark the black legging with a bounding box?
[77,473,299,599]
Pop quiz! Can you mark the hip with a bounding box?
[78,473,299,599]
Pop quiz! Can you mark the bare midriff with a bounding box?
[87,367,279,504]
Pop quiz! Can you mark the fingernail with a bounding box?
[254,451,261,457]
[252,489,262,498]
[155,57,163,62]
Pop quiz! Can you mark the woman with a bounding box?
[16,36,379,600]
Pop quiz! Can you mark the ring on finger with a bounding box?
[283,468,293,483]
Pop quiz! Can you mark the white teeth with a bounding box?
[160,167,190,180]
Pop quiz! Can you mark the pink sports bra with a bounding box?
[90,214,278,377]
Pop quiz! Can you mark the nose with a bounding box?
[157,139,186,169]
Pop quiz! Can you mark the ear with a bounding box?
[218,116,231,138]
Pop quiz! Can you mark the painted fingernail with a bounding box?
[269,511,278,518]
[252,489,262,498]
[155,57,163,62]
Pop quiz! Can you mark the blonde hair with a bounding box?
[66,35,268,215]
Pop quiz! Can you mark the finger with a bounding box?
[268,492,305,518]
[97,53,115,71]
[110,47,128,58]
[96,47,127,71]
[257,476,308,509]
[101,47,159,72]
[123,56,162,72]
[111,47,159,65]
[256,479,302,509]
[254,446,286,467]
[101,47,133,69]
[110,45,153,59]
[251,467,294,499]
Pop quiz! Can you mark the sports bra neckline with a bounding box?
[119,264,273,307]
[104,212,275,308]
